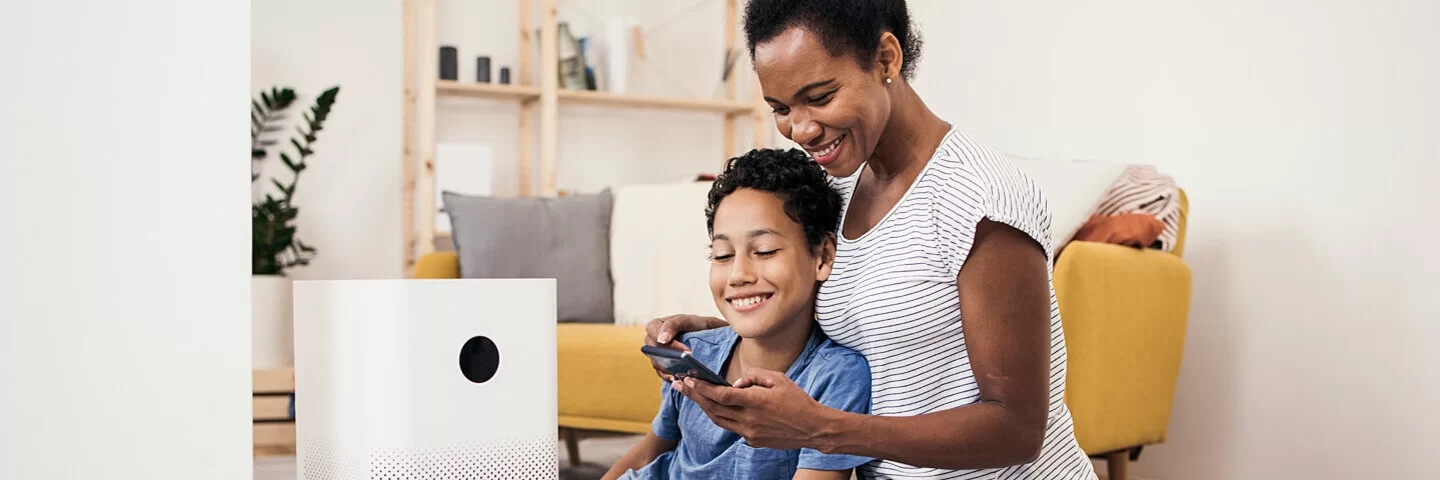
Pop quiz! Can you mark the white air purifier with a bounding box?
[293,279,558,479]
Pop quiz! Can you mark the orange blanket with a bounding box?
[1072,213,1165,249]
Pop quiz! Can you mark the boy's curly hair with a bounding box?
[706,148,842,249]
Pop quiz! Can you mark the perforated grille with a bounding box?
[300,435,558,480]
[300,437,367,479]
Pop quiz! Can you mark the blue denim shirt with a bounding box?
[621,326,874,479]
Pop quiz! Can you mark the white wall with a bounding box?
[908,0,1440,478]
[0,1,251,479]
[252,0,403,280]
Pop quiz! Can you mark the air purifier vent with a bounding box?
[301,435,558,479]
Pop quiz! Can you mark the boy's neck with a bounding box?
[726,311,816,382]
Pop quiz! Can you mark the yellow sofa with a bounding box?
[414,192,1190,476]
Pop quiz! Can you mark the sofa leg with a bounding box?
[1106,450,1128,480]
[562,428,582,466]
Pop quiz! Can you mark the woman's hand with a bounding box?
[643,315,727,381]
[674,370,836,451]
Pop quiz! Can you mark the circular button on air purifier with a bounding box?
[459,335,501,383]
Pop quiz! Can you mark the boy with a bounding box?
[603,149,873,480]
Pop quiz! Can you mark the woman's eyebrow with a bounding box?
[764,78,836,103]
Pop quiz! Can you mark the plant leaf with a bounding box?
[279,153,298,171]
[290,138,311,156]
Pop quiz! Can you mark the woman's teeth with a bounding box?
[814,136,843,157]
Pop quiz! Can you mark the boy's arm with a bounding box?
[792,468,853,480]
[600,432,678,480]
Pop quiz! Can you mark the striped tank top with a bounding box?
[815,127,1094,479]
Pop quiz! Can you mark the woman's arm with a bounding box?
[678,220,1053,469]
[793,468,853,480]
[600,432,678,480]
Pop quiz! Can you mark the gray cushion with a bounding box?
[442,190,614,323]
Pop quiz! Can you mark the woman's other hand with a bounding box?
[674,370,834,451]
[644,315,727,381]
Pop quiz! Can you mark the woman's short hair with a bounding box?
[744,0,924,81]
[706,148,842,249]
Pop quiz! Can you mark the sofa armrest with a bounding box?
[1054,241,1191,454]
[413,252,460,279]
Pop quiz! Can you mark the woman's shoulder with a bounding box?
[923,127,1032,191]
[922,126,1054,260]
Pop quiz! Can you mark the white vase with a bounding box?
[252,275,294,369]
[604,16,630,94]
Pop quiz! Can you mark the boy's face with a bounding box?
[709,188,834,338]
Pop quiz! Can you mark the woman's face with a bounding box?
[754,27,892,178]
[709,188,833,338]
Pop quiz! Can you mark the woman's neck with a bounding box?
[727,313,815,381]
[866,82,950,184]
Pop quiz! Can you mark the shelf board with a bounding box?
[437,80,541,101]
[436,81,756,116]
[559,89,755,115]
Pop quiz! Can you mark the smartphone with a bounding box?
[640,345,732,387]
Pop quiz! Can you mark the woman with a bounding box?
[646,1,1095,478]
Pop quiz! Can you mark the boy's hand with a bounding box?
[644,315,727,381]
[675,371,835,451]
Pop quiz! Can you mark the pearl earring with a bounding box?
[884,77,893,85]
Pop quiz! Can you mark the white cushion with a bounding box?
[609,182,722,326]
[1005,155,1127,248]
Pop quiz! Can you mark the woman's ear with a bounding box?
[876,31,904,83]
[814,233,837,283]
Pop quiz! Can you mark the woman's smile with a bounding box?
[806,134,846,166]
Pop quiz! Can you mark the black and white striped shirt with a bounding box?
[816,127,1094,479]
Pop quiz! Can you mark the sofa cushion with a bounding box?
[608,182,722,326]
[442,190,614,323]
[557,324,659,433]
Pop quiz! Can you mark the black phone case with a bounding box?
[640,346,731,386]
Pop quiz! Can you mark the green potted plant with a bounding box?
[251,85,339,368]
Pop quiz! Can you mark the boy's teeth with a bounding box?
[733,296,766,307]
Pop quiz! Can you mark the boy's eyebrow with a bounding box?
[712,228,779,241]
[748,228,779,238]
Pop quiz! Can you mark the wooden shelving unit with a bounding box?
[435,81,755,115]
[558,89,756,115]
[436,80,541,101]
[401,0,771,274]
[252,366,296,456]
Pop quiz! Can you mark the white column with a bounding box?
[0,1,251,478]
